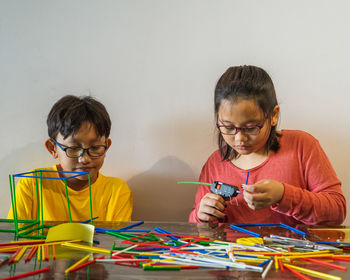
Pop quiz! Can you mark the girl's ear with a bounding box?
[45,139,58,159]
[271,105,280,126]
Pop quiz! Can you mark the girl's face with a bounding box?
[217,98,279,157]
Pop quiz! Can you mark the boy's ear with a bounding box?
[45,139,58,159]
[106,138,112,150]
[271,105,280,126]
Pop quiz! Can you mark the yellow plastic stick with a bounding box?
[0,239,81,253]
[13,246,27,263]
[279,254,334,260]
[37,245,42,261]
[284,263,342,280]
[61,242,111,254]
[227,251,271,259]
[65,254,91,275]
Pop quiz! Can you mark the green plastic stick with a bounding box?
[177,181,211,186]
[9,175,18,234]
[11,176,18,235]
[144,266,180,271]
[39,171,44,235]
[34,170,40,226]
[18,234,46,240]
[88,173,93,225]
[110,241,115,256]
[0,218,38,223]
[18,221,39,232]
[64,180,72,223]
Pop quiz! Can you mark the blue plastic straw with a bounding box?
[314,241,350,246]
[245,171,250,184]
[259,259,271,267]
[229,224,261,237]
[95,228,150,233]
[231,223,306,237]
[94,221,147,233]
[279,223,306,236]
[118,221,144,230]
[81,217,99,224]
[154,227,179,240]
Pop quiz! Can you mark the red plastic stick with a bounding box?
[1,267,50,280]
[283,264,312,280]
[8,248,22,264]
[302,257,347,271]
[68,256,105,273]
[279,259,284,272]
[331,256,350,262]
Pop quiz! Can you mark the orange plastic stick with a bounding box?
[52,244,56,260]
[44,245,49,262]
[25,246,38,263]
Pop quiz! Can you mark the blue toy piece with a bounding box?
[210,181,240,200]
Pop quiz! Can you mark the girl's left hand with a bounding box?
[242,179,284,210]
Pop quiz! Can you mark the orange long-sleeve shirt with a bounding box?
[189,130,346,226]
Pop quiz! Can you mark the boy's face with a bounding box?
[46,121,111,189]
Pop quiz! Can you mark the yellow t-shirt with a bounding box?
[8,165,133,222]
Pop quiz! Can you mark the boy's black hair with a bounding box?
[47,95,111,140]
[214,65,280,161]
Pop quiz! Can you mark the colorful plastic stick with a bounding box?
[301,257,347,271]
[283,264,312,280]
[65,254,91,274]
[230,224,261,237]
[68,256,105,273]
[283,263,341,280]
[25,246,38,263]
[1,267,50,280]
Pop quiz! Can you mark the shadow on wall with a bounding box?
[128,156,198,222]
[0,142,52,218]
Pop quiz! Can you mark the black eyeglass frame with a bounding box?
[52,139,108,158]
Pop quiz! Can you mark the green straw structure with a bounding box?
[9,175,18,234]
[64,180,72,223]
[12,175,19,235]
[39,171,44,235]
[88,173,93,225]
[34,170,40,227]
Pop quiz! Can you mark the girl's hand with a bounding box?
[197,193,226,222]
[242,179,284,210]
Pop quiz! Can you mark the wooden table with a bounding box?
[0,221,348,279]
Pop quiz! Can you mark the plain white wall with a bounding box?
[1,0,350,223]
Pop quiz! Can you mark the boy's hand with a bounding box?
[197,193,226,222]
[242,179,284,210]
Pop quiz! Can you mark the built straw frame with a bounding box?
[5,169,93,238]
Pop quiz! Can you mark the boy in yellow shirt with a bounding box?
[8,95,133,222]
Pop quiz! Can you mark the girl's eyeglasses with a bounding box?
[216,118,266,136]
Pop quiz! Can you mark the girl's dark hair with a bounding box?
[47,95,111,140]
[215,65,280,160]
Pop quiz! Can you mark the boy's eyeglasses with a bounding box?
[216,118,266,136]
[52,139,107,158]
